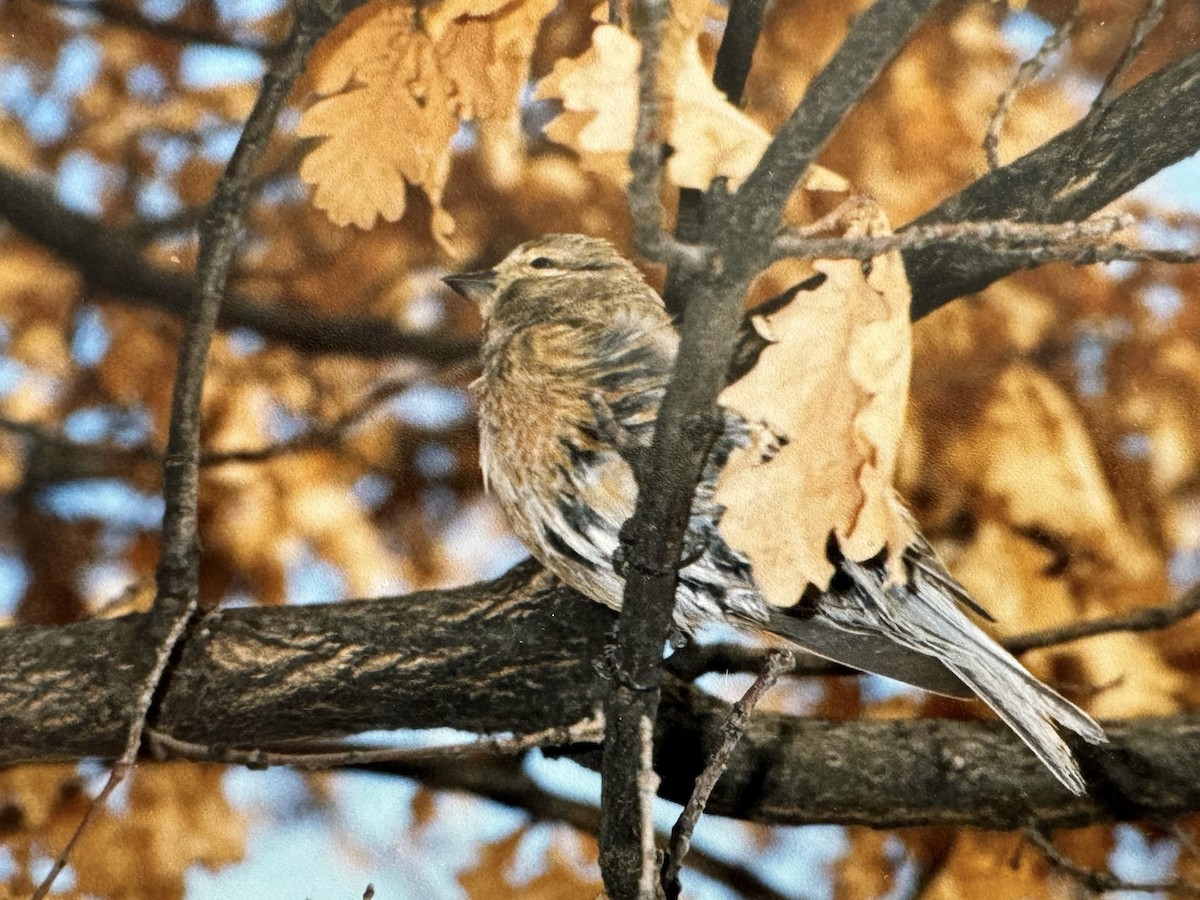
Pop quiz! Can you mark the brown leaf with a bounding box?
[714,200,915,598]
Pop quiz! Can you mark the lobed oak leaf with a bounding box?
[664,38,771,189]
[299,0,554,247]
[537,0,774,189]
[714,199,915,599]
[298,6,458,235]
[535,24,640,183]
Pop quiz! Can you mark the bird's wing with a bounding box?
[505,315,677,604]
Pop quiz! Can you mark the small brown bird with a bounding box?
[445,233,1106,794]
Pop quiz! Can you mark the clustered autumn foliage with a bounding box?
[1,0,1199,896]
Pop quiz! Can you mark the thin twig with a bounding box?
[1088,0,1166,121]
[625,0,711,272]
[773,216,1131,262]
[30,602,195,900]
[1004,580,1200,655]
[1023,825,1200,896]
[661,649,794,899]
[906,50,1200,318]
[984,6,1079,170]
[29,6,334,898]
[146,713,605,769]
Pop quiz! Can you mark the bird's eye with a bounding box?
[529,257,555,269]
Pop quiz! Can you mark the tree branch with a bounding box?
[906,48,1200,318]
[604,2,944,892]
[0,164,475,363]
[2,570,1200,830]
[31,7,337,896]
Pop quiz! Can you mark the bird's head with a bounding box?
[443,234,651,329]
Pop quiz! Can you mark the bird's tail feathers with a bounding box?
[763,557,1106,795]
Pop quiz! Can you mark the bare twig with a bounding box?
[661,649,794,899]
[1088,0,1166,121]
[30,6,334,898]
[773,215,1131,262]
[984,6,1079,170]
[625,0,711,272]
[30,601,196,900]
[1023,825,1200,896]
[147,713,605,769]
[1005,580,1200,655]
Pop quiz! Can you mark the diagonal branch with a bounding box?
[30,6,337,896]
[906,48,1200,318]
[729,0,943,240]
[0,164,475,363]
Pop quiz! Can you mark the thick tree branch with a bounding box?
[906,48,1200,318]
[0,164,475,363]
[604,2,945,892]
[2,568,1200,830]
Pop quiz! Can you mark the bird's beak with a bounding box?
[442,269,498,304]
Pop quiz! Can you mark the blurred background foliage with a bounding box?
[0,0,1199,896]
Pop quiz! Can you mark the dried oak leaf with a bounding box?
[714,199,915,599]
[298,0,553,245]
[536,0,772,188]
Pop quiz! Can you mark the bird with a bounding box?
[444,232,1106,794]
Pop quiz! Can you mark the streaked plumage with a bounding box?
[445,233,1106,794]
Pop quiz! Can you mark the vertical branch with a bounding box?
[663,0,770,315]
[983,5,1078,170]
[626,0,673,264]
[710,0,769,105]
[29,5,336,899]
[601,1,943,895]
[155,1,332,615]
